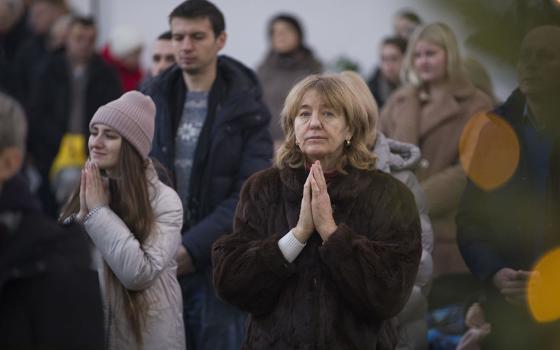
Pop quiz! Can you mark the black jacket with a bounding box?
[142,55,273,270]
[0,175,104,349]
[27,51,122,178]
[456,89,560,349]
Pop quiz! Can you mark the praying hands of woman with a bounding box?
[293,160,338,243]
[76,160,110,222]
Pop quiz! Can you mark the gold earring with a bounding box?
[345,138,351,147]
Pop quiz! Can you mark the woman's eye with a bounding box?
[323,111,334,117]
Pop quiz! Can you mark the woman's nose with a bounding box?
[309,111,322,128]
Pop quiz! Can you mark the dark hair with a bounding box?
[69,16,96,29]
[157,30,172,41]
[268,13,304,46]
[396,9,422,25]
[381,36,408,54]
[169,0,225,37]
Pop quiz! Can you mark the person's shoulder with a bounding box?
[360,168,415,200]
[151,177,183,215]
[241,166,281,200]
[141,65,182,97]
[218,55,261,91]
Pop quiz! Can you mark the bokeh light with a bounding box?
[528,248,560,323]
[459,112,520,191]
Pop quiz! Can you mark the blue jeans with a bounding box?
[180,269,247,350]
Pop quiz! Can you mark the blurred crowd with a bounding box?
[1,0,560,349]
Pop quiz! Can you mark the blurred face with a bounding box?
[30,1,64,35]
[517,27,560,97]
[294,89,351,169]
[394,16,418,40]
[88,124,122,172]
[380,43,404,84]
[151,39,175,76]
[120,47,142,70]
[66,23,96,64]
[414,40,447,85]
[170,17,226,76]
[271,20,299,54]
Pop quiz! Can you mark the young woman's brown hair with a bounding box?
[60,139,154,345]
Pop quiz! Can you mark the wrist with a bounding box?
[293,226,307,244]
[83,204,106,224]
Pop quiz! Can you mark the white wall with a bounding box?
[69,0,516,101]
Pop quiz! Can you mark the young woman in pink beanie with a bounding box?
[60,91,186,350]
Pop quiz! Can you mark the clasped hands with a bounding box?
[76,160,110,222]
[293,160,337,244]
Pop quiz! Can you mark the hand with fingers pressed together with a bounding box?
[80,160,110,215]
[294,160,337,243]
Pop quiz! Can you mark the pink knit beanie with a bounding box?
[90,91,155,159]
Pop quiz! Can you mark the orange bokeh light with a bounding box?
[528,248,560,323]
[459,112,520,191]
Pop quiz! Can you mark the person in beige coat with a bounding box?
[60,91,185,350]
[381,23,492,278]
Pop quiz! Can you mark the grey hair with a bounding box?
[0,92,27,151]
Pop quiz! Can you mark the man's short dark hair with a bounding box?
[69,16,96,30]
[169,0,225,37]
[382,36,408,54]
[396,9,422,25]
[158,30,172,41]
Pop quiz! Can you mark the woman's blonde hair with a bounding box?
[339,71,379,148]
[401,22,466,87]
[275,74,376,173]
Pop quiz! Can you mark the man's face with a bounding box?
[151,39,175,76]
[65,23,96,64]
[380,43,404,84]
[29,1,63,35]
[170,17,226,76]
[517,26,560,97]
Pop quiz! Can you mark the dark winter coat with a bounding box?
[0,175,104,349]
[367,68,399,109]
[457,89,560,349]
[213,166,422,350]
[257,49,322,142]
[27,51,122,178]
[142,55,273,270]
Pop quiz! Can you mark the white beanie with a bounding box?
[109,26,144,59]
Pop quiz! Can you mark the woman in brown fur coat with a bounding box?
[213,74,422,350]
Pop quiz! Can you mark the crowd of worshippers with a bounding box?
[1,0,560,349]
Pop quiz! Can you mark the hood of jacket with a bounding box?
[373,132,421,174]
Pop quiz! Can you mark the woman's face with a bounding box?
[88,124,122,172]
[271,20,300,54]
[414,40,447,85]
[294,89,351,169]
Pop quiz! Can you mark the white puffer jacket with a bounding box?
[84,164,185,350]
[374,132,433,350]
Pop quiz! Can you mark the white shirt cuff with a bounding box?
[278,229,306,263]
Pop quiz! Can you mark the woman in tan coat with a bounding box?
[381,22,492,277]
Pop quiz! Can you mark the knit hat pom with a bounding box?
[90,91,156,159]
